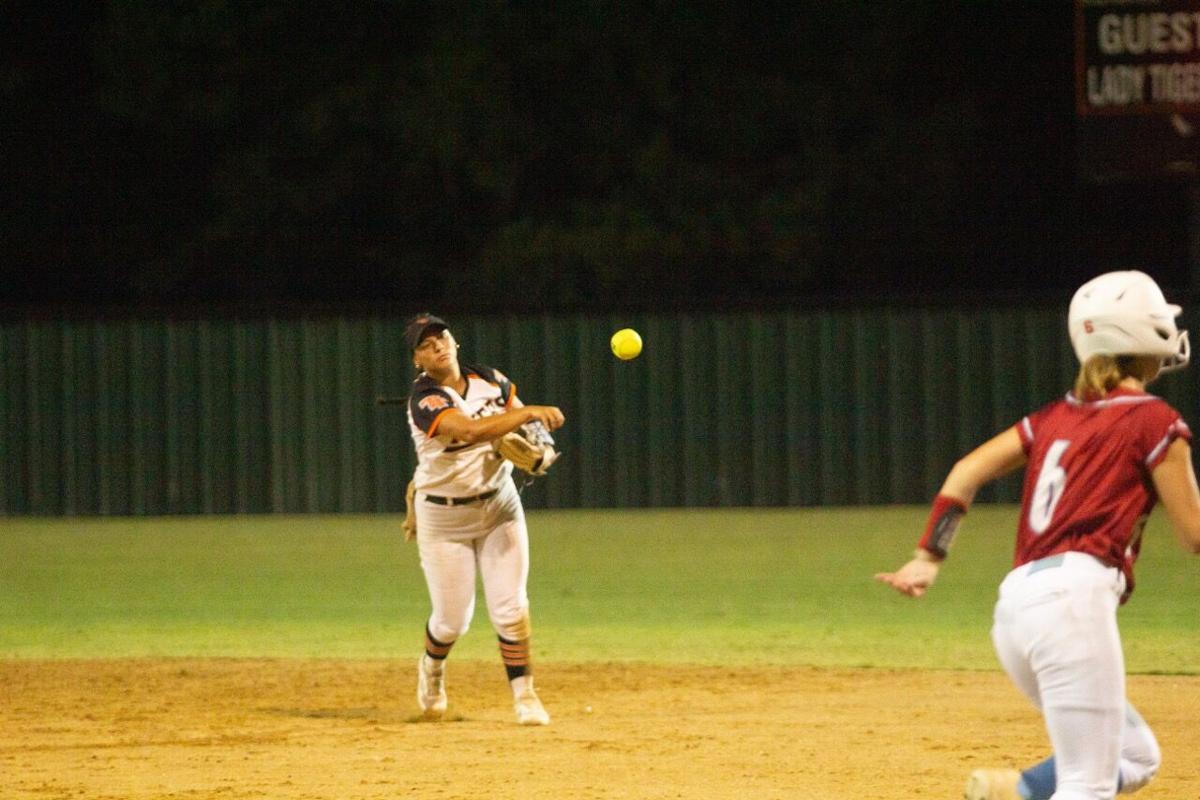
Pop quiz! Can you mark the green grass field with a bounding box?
[2,506,1197,673]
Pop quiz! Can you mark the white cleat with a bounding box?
[514,687,550,726]
[417,654,447,720]
[965,768,1021,800]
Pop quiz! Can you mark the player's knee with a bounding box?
[1120,748,1160,793]
[1141,758,1160,789]
[429,616,471,643]
[1139,735,1162,775]
[1119,715,1161,793]
[1119,763,1158,794]
[493,610,532,642]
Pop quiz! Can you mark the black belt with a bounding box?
[423,488,499,506]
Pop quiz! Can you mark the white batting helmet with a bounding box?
[1068,270,1190,372]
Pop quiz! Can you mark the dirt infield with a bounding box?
[1,660,1196,800]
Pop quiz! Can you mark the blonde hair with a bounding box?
[1073,354,1160,400]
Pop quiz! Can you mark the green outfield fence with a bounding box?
[2,309,1197,515]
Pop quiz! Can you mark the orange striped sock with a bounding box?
[498,635,530,681]
[425,625,453,660]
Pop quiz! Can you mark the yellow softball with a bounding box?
[610,328,643,360]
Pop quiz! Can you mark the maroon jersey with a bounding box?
[1015,387,1191,601]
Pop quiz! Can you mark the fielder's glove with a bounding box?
[496,421,560,477]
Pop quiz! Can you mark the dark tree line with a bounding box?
[2,2,1191,312]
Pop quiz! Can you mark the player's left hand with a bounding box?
[497,427,558,476]
[874,557,940,598]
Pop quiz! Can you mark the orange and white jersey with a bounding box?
[407,363,517,497]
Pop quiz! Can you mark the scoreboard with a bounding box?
[1076,0,1200,181]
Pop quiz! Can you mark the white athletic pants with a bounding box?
[415,483,530,644]
[991,552,1160,800]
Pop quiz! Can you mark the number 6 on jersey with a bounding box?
[1029,439,1071,534]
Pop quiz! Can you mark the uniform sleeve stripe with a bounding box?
[1145,420,1190,467]
[1145,434,1172,466]
[427,408,453,437]
[1021,417,1034,443]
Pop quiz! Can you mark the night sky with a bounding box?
[3,2,1197,313]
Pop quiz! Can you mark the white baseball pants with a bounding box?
[991,552,1160,800]
[415,481,530,644]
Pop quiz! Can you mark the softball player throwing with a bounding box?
[877,271,1200,800]
[403,313,565,725]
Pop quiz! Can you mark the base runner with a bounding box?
[877,271,1200,800]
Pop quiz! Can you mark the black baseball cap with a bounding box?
[404,313,450,351]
